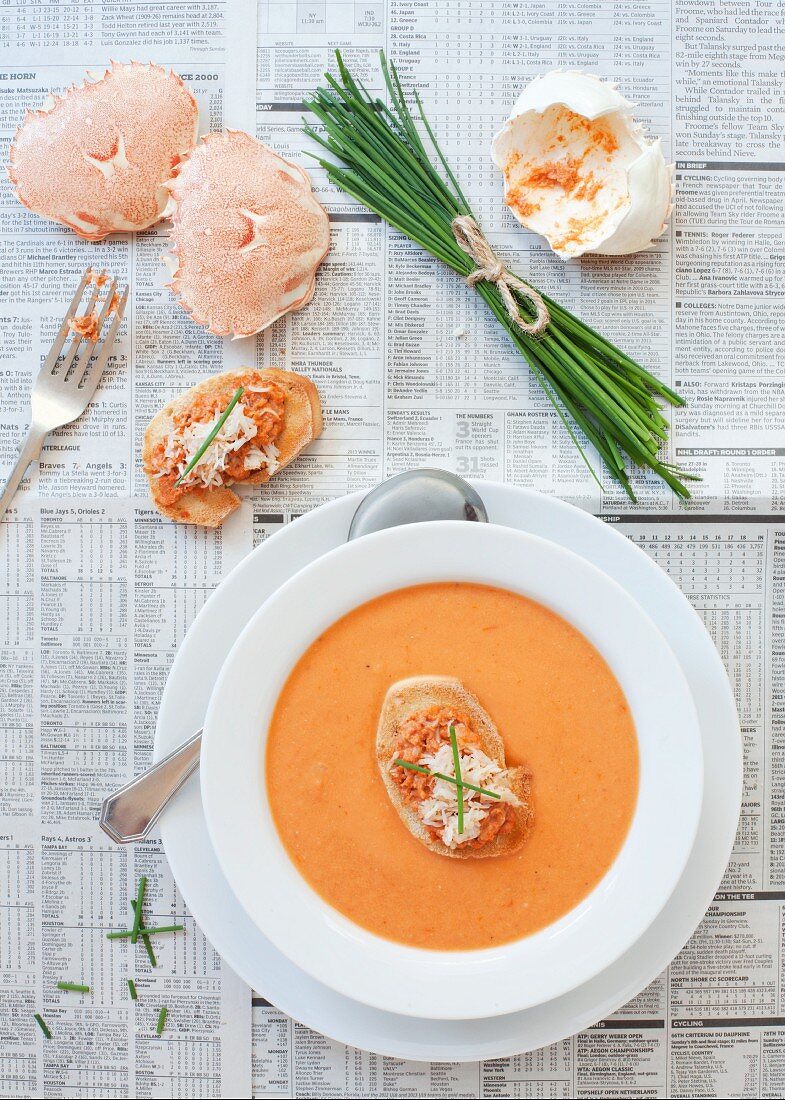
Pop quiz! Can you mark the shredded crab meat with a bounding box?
[163,402,264,489]
[66,277,119,342]
[389,707,519,850]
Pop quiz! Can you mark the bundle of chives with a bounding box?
[303,52,698,501]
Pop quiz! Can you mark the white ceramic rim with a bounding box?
[157,482,742,1060]
[200,520,703,1020]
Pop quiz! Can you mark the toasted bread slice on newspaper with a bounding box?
[376,675,533,860]
[143,367,321,527]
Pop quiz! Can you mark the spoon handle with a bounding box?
[100,731,202,843]
[99,472,489,845]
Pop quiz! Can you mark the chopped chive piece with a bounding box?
[141,934,157,969]
[156,1006,168,1035]
[130,876,147,945]
[449,724,465,835]
[174,386,244,486]
[392,759,501,799]
[34,1013,51,1039]
[106,924,183,940]
[56,982,90,993]
[127,978,138,1001]
[131,899,157,968]
[394,760,431,776]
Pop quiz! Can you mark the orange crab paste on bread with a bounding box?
[148,373,285,506]
[266,581,639,950]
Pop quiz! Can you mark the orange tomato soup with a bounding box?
[266,582,638,951]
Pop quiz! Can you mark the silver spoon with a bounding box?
[99,469,488,843]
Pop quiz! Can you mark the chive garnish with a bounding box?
[174,385,244,487]
[56,982,90,993]
[128,978,138,1001]
[449,724,465,834]
[392,759,501,800]
[141,934,157,969]
[34,1013,51,1038]
[303,52,698,501]
[156,1006,168,1036]
[130,900,157,967]
[106,924,183,940]
[130,876,146,945]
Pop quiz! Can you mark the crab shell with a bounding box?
[8,61,199,241]
[163,131,330,339]
[491,71,673,259]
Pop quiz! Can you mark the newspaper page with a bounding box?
[0,2,258,1096]
[2,0,783,1096]
[250,0,785,1097]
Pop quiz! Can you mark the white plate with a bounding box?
[201,521,703,1020]
[157,483,741,1060]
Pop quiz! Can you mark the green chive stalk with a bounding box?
[448,724,465,835]
[106,924,183,940]
[34,1013,51,1039]
[393,758,502,800]
[303,51,697,502]
[130,899,157,968]
[130,876,146,945]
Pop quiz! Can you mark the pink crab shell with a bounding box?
[163,130,330,338]
[8,61,199,241]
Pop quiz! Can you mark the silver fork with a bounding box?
[0,267,129,523]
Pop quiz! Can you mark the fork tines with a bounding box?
[45,267,129,393]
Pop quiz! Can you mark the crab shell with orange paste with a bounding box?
[491,71,673,259]
[8,61,199,241]
[163,131,331,338]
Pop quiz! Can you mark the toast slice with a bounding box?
[142,367,322,526]
[376,676,533,860]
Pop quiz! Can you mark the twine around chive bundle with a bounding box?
[451,215,549,337]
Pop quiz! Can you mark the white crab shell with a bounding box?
[491,71,673,259]
[163,130,330,339]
